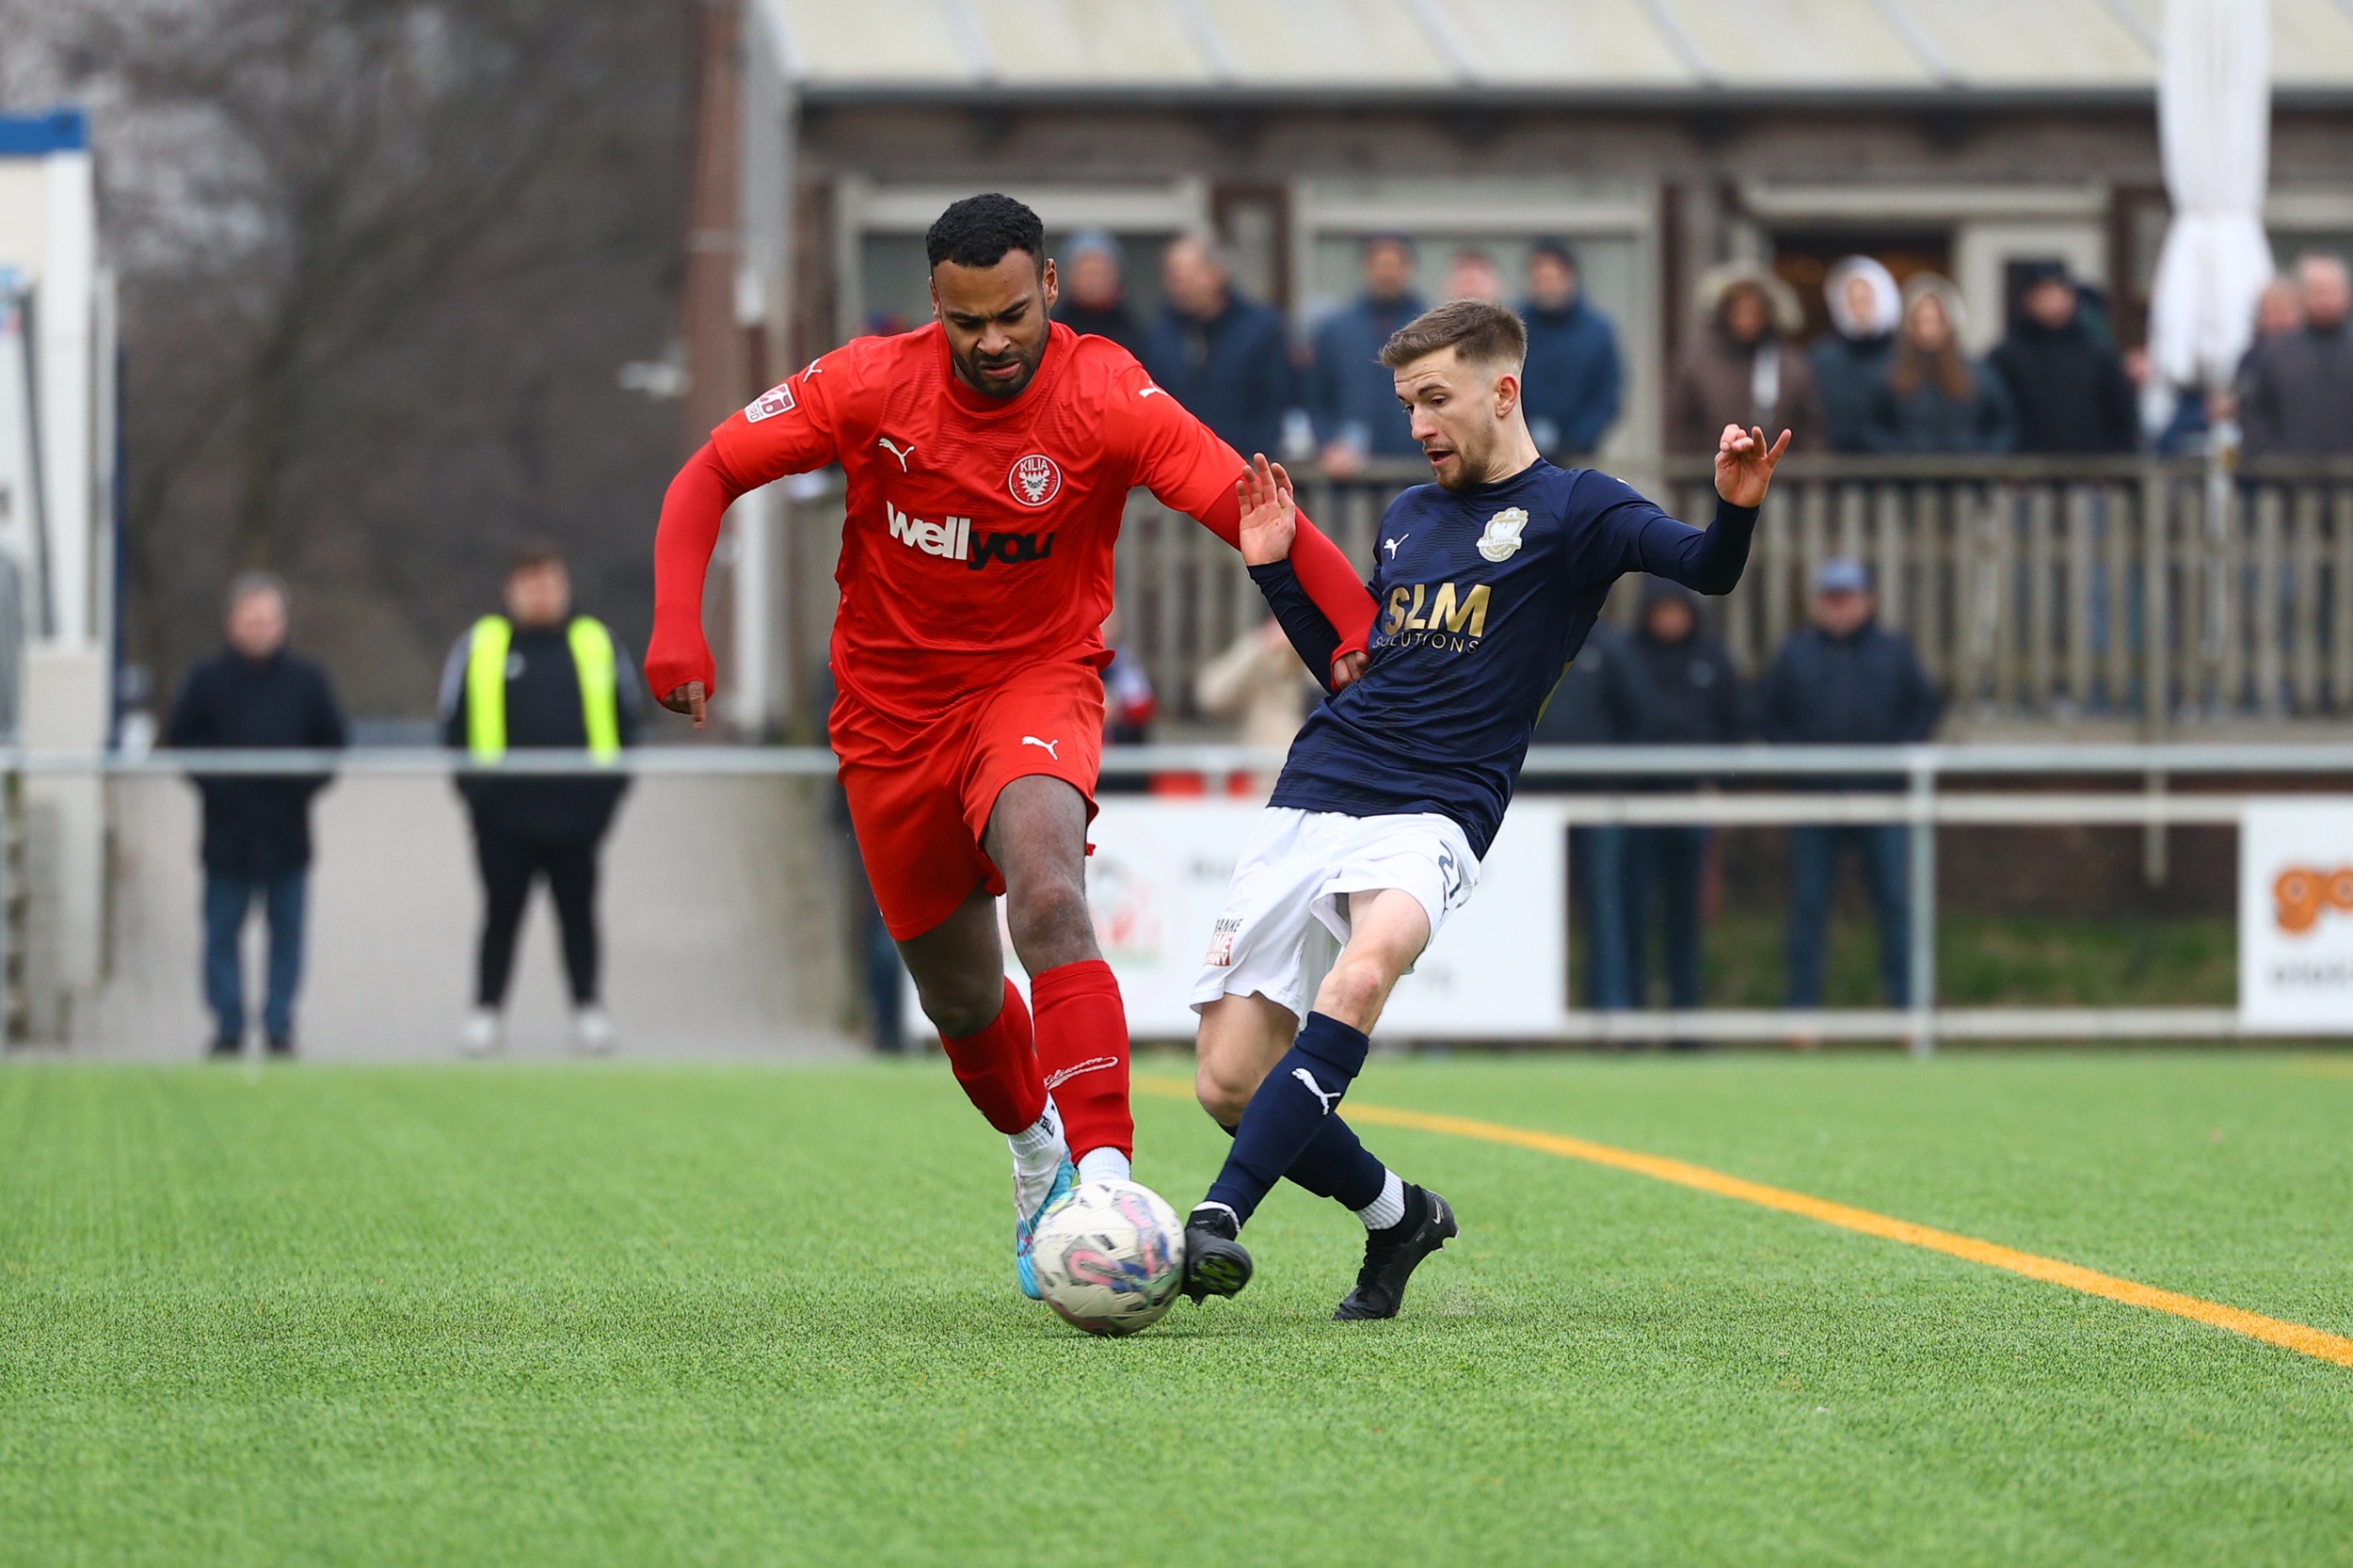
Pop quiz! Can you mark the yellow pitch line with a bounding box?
[1132,1074,2353,1369]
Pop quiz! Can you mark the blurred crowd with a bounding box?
[1053,229,1624,472]
[1676,248,2353,462]
[1054,227,2353,472]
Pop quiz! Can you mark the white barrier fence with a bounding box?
[19,743,2353,1055]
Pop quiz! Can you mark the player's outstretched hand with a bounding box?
[1236,453,1298,567]
[661,680,708,728]
[1715,424,1793,509]
[1330,650,1369,690]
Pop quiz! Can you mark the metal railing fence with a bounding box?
[1049,456,2353,733]
[31,741,2353,1055]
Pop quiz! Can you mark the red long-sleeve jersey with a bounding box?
[647,321,1374,725]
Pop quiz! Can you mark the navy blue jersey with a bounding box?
[1252,459,1755,856]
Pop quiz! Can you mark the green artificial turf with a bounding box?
[5,1052,2352,1566]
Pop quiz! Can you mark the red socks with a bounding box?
[939,979,1046,1135]
[937,965,1130,1160]
[1029,959,1132,1163]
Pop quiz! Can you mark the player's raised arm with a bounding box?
[1611,423,1791,598]
[1228,455,1368,690]
[1113,366,1377,680]
[647,364,845,726]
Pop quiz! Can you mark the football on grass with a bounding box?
[1031,1179,1186,1336]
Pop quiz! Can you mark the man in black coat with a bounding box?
[1757,560,1940,1010]
[165,573,347,1057]
[1048,229,1144,359]
[1528,621,1648,1013]
[1141,232,1297,464]
[1624,581,1749,1015]
[1988,264,2138,455]
[439,541,644,1056]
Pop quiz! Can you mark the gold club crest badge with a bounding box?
[1477,507,1529,562]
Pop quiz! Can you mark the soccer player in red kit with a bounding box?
[645,194,1376,1296]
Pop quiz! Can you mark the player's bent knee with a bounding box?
[1315,957,1394,1031]
[913,977,1003,1040]
[1193,1059,1255,1127]
[1005,875,1094,966]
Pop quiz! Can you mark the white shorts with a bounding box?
[1187,808,1481,1020]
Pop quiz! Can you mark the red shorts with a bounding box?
[832,658,1105,940]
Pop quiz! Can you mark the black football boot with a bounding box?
[1334,1185,1457,1320]
[1181,1204,1254,1304]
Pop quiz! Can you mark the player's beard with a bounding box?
[956,337,1047,399]
[1430,422,1501,491]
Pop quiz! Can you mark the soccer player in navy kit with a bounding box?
[1182,299,1790,1317]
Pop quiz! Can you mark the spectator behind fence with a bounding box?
[1868,275,2018,454]
[1142,232,1295,465]
[1100,606,1157,746]
[1667,262,1825,456]
[2240,254,2353,458]
[1988,263,2137,454]
[1624,582,1748,1020]
[1812,255,1901,453]
[1446,248,1507,304]
[1518,239,1622,461]
[1758,559,1939,1015]
[1195,617,1321,796]
[1306,233,1427,475]
[1527,620,1648,1013]
[168,573,348,1058]
[440,541,644,1058]
[1049,229,1143,359]
[818,664,907,1052]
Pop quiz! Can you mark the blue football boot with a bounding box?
[1016,1154,1076,1300]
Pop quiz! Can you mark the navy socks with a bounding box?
[1219,1109,1388,1212]
[1205,1012,1376,1225]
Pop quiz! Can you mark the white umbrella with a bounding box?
[2148,0,2274,390]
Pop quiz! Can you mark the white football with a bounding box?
[1030,1178,1187,1336]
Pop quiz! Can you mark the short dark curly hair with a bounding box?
[925,193,1045,273]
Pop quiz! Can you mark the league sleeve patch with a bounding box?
[744,381,797,423]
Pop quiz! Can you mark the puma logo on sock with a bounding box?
[1291,1066,1340,1114]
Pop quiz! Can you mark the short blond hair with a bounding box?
[1377,298,1527,372]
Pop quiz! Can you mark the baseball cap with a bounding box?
[1815,558,1869,595]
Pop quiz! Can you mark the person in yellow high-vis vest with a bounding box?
[437,542,643,1056]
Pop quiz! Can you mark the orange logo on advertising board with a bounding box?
[2274,866,2353,933]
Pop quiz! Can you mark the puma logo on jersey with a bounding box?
[1137,385,1165,398]
[1020,736,1061,760]
[876,436,916,471]
[1384,535,1408,557]
[1291,1067,1340,1115]
[887,501,1056,571]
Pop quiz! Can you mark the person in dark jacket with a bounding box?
[165,572,347,1057]
[439,541,644,1056]
[1624,582,1748,1016]
[1141,232,1295,463]
[1049,229,1144,359]
[1305,234,1426,474]
[1867,274,2018,454]
[1528,622,1648,1013]
[2240,254,2353,457]
[1757,560,1940,1011]
[1988,264,2138,454]
[1812,255,1900,453]
[1518,239,1623,461]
